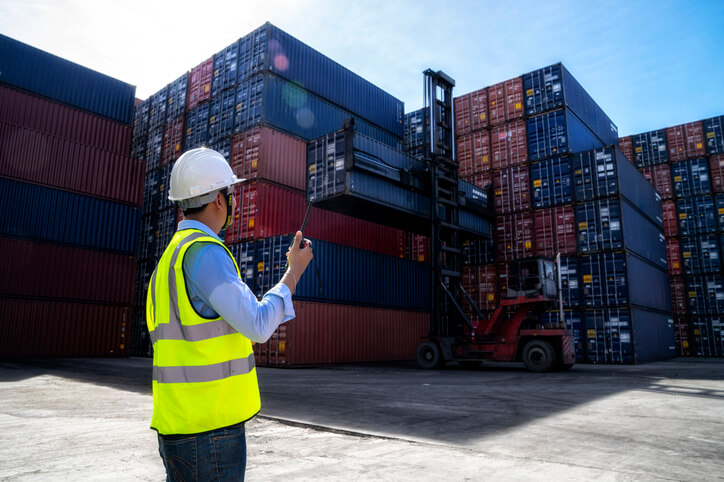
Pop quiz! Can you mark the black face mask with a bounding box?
[221,190,233,230]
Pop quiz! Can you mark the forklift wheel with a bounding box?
[522,340,556,372]
[416,342,443,369]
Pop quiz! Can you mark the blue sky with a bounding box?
[1,0,722,135]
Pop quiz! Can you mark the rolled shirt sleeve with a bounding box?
[183,241,295,343]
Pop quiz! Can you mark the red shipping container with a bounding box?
[640,164,674,199]
[666,121,706,162]
[462,172,493,191]
[462,266,477,311]
[504,77,525,121]
[495,212,534,261]
[493,166,530,214]
[533,206,576,256]
[709,155,724,193]
[670,277,687,315]
[673,316,691,357]
[406,233,429,262]
[225,181,407,256]
[187,57,214,110]
[0,122,144,206]
[470,88,489,132]
[161,116,185,166]
[0,237,136,305]
[0,84,131,156]
[253,301,428,367]
[666,238,682,276]
[456,130,490,176]
[662,201,678,237]
[619,136,634,163]
[476,264,498,311]
[230,126,307,190]
[488,82,506,127]
[490,120,527,169]
[454,94,472,136]
[0,297,130,357]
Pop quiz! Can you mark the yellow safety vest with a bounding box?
[146,228,261,435]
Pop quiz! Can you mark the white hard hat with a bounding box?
[168,147,243,209]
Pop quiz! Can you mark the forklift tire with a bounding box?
[522,340,556,372]
[416,341,443,369]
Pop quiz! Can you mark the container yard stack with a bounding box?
[406,62,676,364]
[0,35,142,357]
[620,115,724,358]
[130,23,431,364]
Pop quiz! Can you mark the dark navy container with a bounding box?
[229,241,256,285]
[686,275,724,315]
[559,255,581,307]
[212,40,239,96]
[676,195,717,236]
[672,158,711,198]
[717,194,724,229]
[207,88,236,144]
[542,310,584,362]
[527,108,606,161]
[211,138,231,161]
[0,34,135,125]
[463,238,495,265]
[530,156,573,208]
[166,73,188,121]
[237,23,404,138]
[681,235,721,275]
[251,235,430,310]
[133,98,150,140]
[573,146,663,226]
[0,177,140,254]
[234,72,402,149]
[148,86,168,130]
[152,207,178,259]
[458,179,490,212]
[404,109,426,150]
[585,308,675,364]
[632,129,668,167]
[704,115,724,155]
[579,250,671,311]
[576,198,667,270]
[690,317,724,357]
[523,63,618,146]
[184,103,210,150]
[145,126,164,172]
[142,169,161,216]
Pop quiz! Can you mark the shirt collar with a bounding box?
[178,219,222,241]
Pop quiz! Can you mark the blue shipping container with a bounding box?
[234,72,402,149]
[530,156,573,208]
[576,198,667,270]
[580,250,671,311]
[463,238,495,266]
[585,308,675,364]
[0,177,140,254]
[704,115,724,155]
[145,126,163,172]
[237,23,404,138]
[212,40,240,96]
[251,235,430,310]
[133,98,150,140]
[166,73,188,121]
[0,34,135,125]
[672,158,711,198]
[676,195,718,236]
[717,194,724,228]
[559,255,581,307]
[632,129,668,167]
[573,146,663,227]
[207,88,237,144]
[404,109,426,150]
[148,86,168,130]
[229,241,256,285]
[542,310,584,362]
[686,275,724,315]
[681,235,721,275]
[690,317,724,357]
[184,103,210,151]
[527,108,606,161]
[523,63,618,146]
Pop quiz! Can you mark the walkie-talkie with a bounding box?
[294,201,312,249]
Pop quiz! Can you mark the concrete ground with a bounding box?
[1,358,723,481]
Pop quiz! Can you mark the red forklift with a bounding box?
[416,70,575,372]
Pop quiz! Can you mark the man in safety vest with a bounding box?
[146,147,313,481]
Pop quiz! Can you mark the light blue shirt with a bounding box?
[178,220,295,343]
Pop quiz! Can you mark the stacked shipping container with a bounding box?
[403,62,674,364]
[620,115,724,357]
[131,23,430,365]
[0,35,141,357]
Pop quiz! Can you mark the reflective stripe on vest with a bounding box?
[147,229,261,435]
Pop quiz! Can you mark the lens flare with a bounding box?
[274,54,290,71]
[282,83,306,108]
[296,108,315,129]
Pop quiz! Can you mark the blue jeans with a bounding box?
[158,423,247,481]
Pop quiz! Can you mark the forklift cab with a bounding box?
[504,256,558,299]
